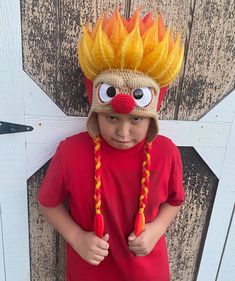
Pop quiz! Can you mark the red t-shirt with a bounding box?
[38,132,185,281]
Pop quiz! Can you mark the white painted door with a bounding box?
[0,0,30,280]
[216,207,235,281]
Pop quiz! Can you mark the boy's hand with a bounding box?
[128,222,165,256]
[72,231,109,265]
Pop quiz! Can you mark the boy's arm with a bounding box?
[39,203,83,246]
[150,202,182,234]
[128,202,182,256]
[39,203,109,265]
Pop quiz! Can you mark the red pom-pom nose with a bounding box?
[111,94,135,114]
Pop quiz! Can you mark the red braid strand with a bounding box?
[134,141,152,236]
[93,136,104,238]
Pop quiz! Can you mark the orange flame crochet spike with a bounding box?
[78,8,184,87]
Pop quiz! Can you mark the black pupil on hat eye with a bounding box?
[133,89,144,99]
[107,87,116,97]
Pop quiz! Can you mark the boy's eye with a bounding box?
[133,87,152,107]
[98,83,117,103]
[106,115,118,121]
[132,117,142,123]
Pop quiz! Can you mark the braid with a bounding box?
[134,141,152,236]
[93,137,152,237]
[93,136,104,238]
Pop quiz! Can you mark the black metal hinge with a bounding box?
[0,121,34,134]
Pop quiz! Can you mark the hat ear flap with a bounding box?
[84,76,94,105]
[157,86,168,111]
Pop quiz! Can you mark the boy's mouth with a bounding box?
[112,139,131,144]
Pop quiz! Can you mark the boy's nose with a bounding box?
[116,122,130,138]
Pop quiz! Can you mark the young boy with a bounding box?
[38,8,185,281]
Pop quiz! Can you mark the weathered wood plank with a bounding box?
[129,0,194,120]
[57,0,128,116]
[21,0,58,109]
[166,147,218,281]
[28,163,58,281]
[56,234,66,281]
[178,0,235,120]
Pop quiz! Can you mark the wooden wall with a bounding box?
[22,0,234,280]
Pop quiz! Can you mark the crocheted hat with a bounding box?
[77,8,184,237]
[78,8,184,142]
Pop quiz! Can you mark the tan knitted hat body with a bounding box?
[87,69,160,142]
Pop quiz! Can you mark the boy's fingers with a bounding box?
[97,239,109,250]
[90,259,100,266]
[128,239,137,246]
[93,254,105,262]
[95,247,109,257]
[128,245,141,252]
[128,236,140,246]
[129,247,145,256]
[102,233,109,241]
[128,232,136,242]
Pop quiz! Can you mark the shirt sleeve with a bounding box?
[38,141,68,207]
[166,146,185,206]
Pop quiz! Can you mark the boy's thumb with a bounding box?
[103,233,109,241]
[128,232,136,241]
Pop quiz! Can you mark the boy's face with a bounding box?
[97,113,150,149]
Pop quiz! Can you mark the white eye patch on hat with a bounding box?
[98,83,153,107]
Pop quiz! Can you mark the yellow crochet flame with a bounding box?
[78,9,184,87]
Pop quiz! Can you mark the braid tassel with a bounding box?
[134,141,152,236]
[93,136,104,238]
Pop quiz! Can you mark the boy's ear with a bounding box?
[157,86,168,112]
[84,76,93,105]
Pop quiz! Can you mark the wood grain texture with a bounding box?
[27,163,61,281]
[177,0,235,120]
[166,147,218,281]
[130,0,235,121]
[21,0,128,117]
[21,0,58,109]
[130,0,194,120]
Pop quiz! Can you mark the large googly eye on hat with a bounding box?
[98,83,117,103]
[133,87,152,107]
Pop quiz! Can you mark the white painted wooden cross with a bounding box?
[0,1,234,280]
